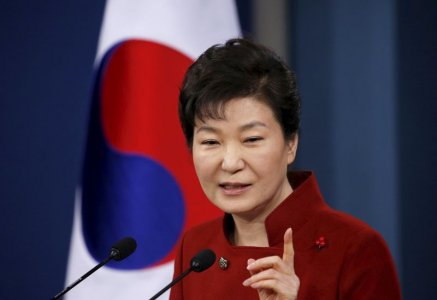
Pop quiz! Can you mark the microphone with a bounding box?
[110,236,137,261]
[52,236,137,300]
[149,249,216,300]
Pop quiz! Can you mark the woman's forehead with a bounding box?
[195,97,273,121]
[194,98,277,132]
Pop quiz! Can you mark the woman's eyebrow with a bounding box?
[240,121,268,131]
[195,125,219,134]
[195,121,267,134]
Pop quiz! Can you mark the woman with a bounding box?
[169,38,401,299]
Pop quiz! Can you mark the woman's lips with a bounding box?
[219,183,252,195]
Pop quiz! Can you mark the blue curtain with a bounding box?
[0,1,105,299]
[290,0,437,298]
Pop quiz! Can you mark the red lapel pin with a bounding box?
[315,236,327,250]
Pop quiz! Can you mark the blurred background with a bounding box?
[0,0,436,299]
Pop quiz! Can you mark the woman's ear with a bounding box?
[287,134,299,165]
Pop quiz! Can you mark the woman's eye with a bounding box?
[201,139,219,145]
[244,136,263,143]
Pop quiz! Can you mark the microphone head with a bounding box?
[110,237,137,261]
[190,249,216,272]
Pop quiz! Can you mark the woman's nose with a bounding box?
[221,146,245,173]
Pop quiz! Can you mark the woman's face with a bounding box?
[192,97,298,221]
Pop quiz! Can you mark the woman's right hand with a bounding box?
[242,228,300,300]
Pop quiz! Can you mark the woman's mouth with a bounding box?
[219,183,252,195]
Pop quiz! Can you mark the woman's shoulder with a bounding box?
[314,208,401,297]
[315,205,389,249]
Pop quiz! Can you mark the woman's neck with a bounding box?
[231,216,269,247]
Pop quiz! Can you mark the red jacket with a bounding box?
[170,172,401,299]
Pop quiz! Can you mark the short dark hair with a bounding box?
[179,38,300,147]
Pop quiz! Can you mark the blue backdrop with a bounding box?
[0,1,105,299]
[0,1,435,299]
[290,2,437,299]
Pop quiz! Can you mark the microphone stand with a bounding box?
[148,249,215,299]
[149,267,193,300]
[52,252,115,300]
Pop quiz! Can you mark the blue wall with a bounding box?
[0,1,435,299]
[398,1,437,298]
[0,1,104,299]
[291,0,399,266]
[291,0,437,298]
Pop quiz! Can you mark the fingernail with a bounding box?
[247,259,255,269]
[242,279,250,286]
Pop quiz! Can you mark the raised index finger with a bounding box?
[282,227,295,269]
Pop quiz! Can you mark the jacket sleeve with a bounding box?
[338,229,402,299]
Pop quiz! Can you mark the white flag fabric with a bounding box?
[65,1,240,299]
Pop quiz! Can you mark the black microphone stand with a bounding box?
[51,251,116,300]
[149,267,193,300]
[148,249,215,300]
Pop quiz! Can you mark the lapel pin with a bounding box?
[315,236,328,250]
[218,256,229,270]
